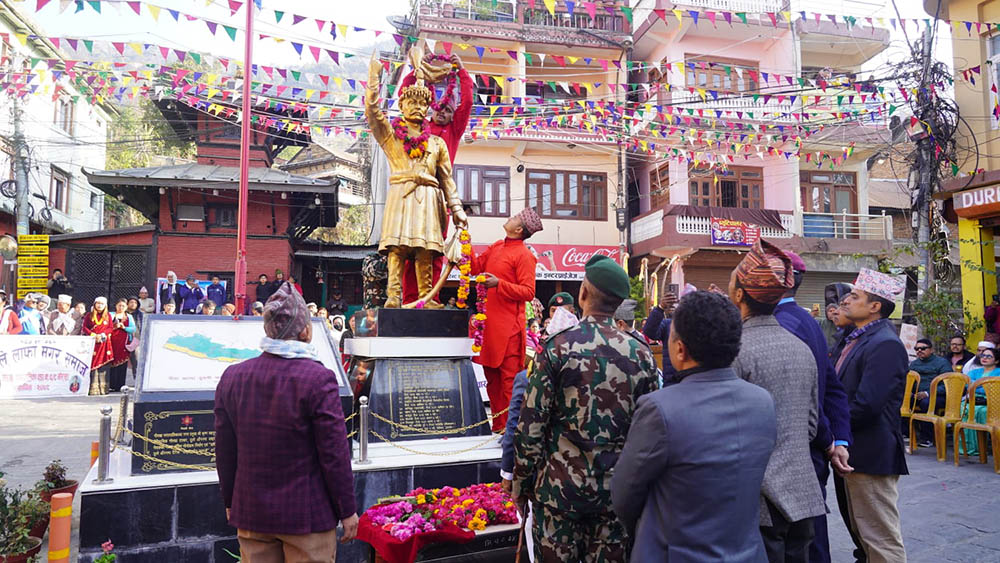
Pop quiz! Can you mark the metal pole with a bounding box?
[12,93,30,236]
[117,386,131,446]
[357,396,371,464]
[233,1,255,314]
[93,405,114,484]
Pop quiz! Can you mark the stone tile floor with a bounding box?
[2,395,999,562]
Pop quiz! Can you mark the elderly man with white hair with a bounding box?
[159,270,180,312]
[48,294,76,335]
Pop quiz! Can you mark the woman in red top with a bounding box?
[107,298,136,393]
[82,296,114,395]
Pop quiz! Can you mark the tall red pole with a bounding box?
[234,0,254,314]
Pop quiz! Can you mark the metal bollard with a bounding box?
[117,386,132,446]
[357,396,371,465]
[93,405,114,484]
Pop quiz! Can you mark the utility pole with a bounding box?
[12,91,30,236]
[914,29,935,296]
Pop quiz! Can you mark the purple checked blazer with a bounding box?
[215,353,357,534]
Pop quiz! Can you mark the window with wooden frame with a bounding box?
[454,165,510,217]
[987,34,1000,129]
[684,55,759,96]
[649,163,670,209]
[526,169,607,220]
[687,166,763,209]
[209,204,238,227]
[800,171,857,215]
[54,96,74,135]
[50,168,70,213]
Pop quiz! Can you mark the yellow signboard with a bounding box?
[17,234,50,244]
[17,277,48,289]
[16,289,34,299]
[17,245,49,256]
[18,266,49,277]
[17,255,48,266]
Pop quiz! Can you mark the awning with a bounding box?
[664,205,786,231]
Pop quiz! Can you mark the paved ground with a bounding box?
[2,395,999,562]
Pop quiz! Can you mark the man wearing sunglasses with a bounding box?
[907,338,952,447]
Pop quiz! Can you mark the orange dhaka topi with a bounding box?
[734,239,794,305]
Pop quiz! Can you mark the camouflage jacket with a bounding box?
[513,315,659,514]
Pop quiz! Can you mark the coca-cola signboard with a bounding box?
[447,244,620,281]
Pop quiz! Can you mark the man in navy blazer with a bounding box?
[774,252,853,563]
[835,269,908,562]
[613,291,776,562]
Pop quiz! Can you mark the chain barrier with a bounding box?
[368,406,510,437]
[347,430,358,439]
[345,411,357,423]
[368,429,501,457]
[129,449,216,472]
[124,427,215,457]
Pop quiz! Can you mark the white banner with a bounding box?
[0,336,93,398]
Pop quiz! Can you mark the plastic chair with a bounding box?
[900,371,920,421]
[909,372,970,461]
[954,377,1000,473]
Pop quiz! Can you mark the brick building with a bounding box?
[46,98,339,309]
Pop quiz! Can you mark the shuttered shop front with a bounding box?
[797,271,857,310]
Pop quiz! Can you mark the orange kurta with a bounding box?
[470,238,537,369]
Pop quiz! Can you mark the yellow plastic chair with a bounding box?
[909,372,970,461]
[900,371,920,422]
[954,376,1000,473]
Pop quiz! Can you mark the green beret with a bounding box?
[585,255,630,299]
[548,292,575,308]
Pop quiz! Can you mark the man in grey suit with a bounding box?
[728,240,826,563]
[612,291,776,562]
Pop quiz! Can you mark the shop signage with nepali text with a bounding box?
[16,234,50,299]
[0,336,92,398]
[710,218,760,247]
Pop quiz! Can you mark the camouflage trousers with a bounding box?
[531,502,628,563]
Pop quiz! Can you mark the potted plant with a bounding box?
[35,460,78,502]
[0,476,43,563]
[20,493,48,541]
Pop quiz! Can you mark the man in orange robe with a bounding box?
[472,207,543,431]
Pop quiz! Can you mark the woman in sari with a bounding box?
[107,298,136,393]
[82,297,114,395]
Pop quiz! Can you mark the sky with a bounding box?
[27,0,411,70]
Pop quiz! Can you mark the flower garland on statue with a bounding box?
[454,230,487,353]
[391,55,458,161]
[365,483,518,541]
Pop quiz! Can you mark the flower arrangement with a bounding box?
[425,54,459,114]
[471,276,487,353]
[456,230,473,309]
[364,483,517,542]
[391,117,430,159]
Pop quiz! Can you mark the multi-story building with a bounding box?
[626,0,896,307]
[0,0,113,236]
[924,0,1000,343]
[397,0,632,305]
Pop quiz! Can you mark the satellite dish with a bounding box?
[0,235,16,261]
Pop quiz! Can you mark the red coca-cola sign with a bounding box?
[461,243,620,280]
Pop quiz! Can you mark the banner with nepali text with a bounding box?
[0,336,93,398]
[710,218,760,247]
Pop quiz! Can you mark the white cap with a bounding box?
[94,296,108,305]
[978,341,995,350]
[58,294,73,304]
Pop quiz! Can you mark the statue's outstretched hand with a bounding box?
[453,208,469,231]
[368,54,381,90]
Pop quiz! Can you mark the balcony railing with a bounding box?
[414,0,631,41]
[676,214,794,239]
[660,90,799,123]
[802,211,892,240]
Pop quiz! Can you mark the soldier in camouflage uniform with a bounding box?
[513,255,659,563]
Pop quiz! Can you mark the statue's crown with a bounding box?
[400,83,432,104]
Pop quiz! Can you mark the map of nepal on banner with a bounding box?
[0,336,93,398]
[449,244,620,281]
[710,218,761,247]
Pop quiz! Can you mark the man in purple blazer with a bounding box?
[215,282,358,561]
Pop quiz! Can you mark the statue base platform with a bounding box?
[351,307,471,338]
[77,436,510,562]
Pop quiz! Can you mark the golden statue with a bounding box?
[366,44,468,309]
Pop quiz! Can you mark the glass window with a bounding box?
[453,165,510,217]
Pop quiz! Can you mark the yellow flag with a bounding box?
[148,4,160,21]
[15,33,27,46]
[672,9,682,25]
[333,77,343,88]
[543,0,556,16]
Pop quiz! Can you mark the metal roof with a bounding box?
[82,164,337,193]
[295,246,379,260]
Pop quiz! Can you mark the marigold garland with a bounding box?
[391,117,430,159]
[455,230,487,353]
